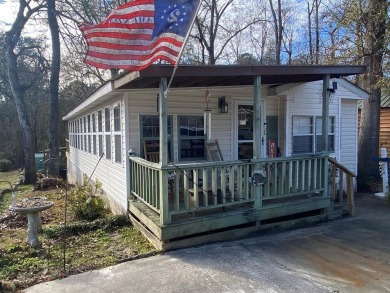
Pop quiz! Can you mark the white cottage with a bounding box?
[63,65,367,249]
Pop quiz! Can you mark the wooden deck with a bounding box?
[128,155,352,250]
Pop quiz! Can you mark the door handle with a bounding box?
[261,137,264,145]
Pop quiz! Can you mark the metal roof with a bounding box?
[113,64,367,90]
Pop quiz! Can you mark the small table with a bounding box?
[9,197,53,248]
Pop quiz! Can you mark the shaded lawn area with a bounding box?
[0,172,156,292]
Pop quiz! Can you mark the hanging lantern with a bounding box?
[238,108,248,125]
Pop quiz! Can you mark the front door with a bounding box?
[235,101,266,160]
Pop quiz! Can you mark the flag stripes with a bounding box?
[79,0,200,71]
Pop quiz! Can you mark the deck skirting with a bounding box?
[128,196,336,250]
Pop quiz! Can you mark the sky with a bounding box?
[0,0,18,29]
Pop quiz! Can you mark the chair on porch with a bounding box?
[143,141,160,163]
[206,139,224,162]
[188,139,226,204]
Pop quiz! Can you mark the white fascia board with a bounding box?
[62,81,114,120]
[336,78,369,99]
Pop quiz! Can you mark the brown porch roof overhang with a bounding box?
[114,64,367,90]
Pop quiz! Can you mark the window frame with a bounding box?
[97,110,103,156]
[178,115,206,161]
[139,114,173,161]
[113,103,122,164]
[104,107,111,161]
[292,115,335,155]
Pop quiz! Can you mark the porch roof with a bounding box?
[113,64,366,90]
[63,64,366,120]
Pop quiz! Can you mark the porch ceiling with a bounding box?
[114,64,366,90]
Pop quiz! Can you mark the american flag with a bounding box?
[79,0,201,71]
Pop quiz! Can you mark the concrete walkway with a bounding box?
[25,193,390,293]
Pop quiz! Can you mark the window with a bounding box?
[76,119,79,149]
[140,115,172,160]
[97,110,103,156]
[83,116,87,152]
[92,113,97,155]
[179,116,206,160]
[80,118,84,151]
[113,104,122,163]
[292,115,335,154]
[104,108,111,160]
[315,117,335,152]
[87,115,91,153]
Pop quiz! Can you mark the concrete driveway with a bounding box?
[25,193,390,293]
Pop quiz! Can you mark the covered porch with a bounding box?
[121,65,364,249]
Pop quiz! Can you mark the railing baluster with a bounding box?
[265,163,270,196]
[229,166,235,201]
[184,170,189,209]
[174,170,180,211]
[193,169,199,208]
[339,170,344,206]
[220,167,226,203]
[272,162,278,195]
[331,163,336,200]
[292,160,297,193]
[212,167,219,204]
[298,160,303,192]
[244,164,249,199]
[304,159,310,192]
[203,168,208,207]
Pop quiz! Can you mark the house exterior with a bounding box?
[63,65,367,249]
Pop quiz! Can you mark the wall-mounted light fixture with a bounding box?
[327,81,338,94]
[218,96,228,113]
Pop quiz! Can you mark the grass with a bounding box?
[0,170,20,190]
[0,171,156,292]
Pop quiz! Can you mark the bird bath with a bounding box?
[9,197,53,248]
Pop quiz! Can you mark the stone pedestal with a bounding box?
[9,197,53,248]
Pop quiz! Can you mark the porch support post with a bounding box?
[322,74,330,198]
[159,77,170,224]
[253,76,262,208]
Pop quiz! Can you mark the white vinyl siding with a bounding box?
[341,99,358,175]
[284,80,339,157]
[67,97,127,212]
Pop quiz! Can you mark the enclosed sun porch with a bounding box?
[121,65,365,250]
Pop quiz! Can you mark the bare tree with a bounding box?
[4,0,46,184]
[192,0,264,64]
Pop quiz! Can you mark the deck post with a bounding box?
[322,74,330,198]
[159,77,170,224]
[253,76,262,208]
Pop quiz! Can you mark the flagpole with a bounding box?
[164,0,202,98]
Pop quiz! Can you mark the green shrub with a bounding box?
[69,175,107,220]
[0,159,12,172]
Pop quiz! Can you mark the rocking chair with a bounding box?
[206,139,223,162]
[143,141,160,163]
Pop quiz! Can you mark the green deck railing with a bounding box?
[129,154,328,224]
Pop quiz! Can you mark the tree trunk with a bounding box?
[358,0,388,182]
[269,0,282,64]
[47,0,61,177]
[4,34,36,184]
[308,2,313,64]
